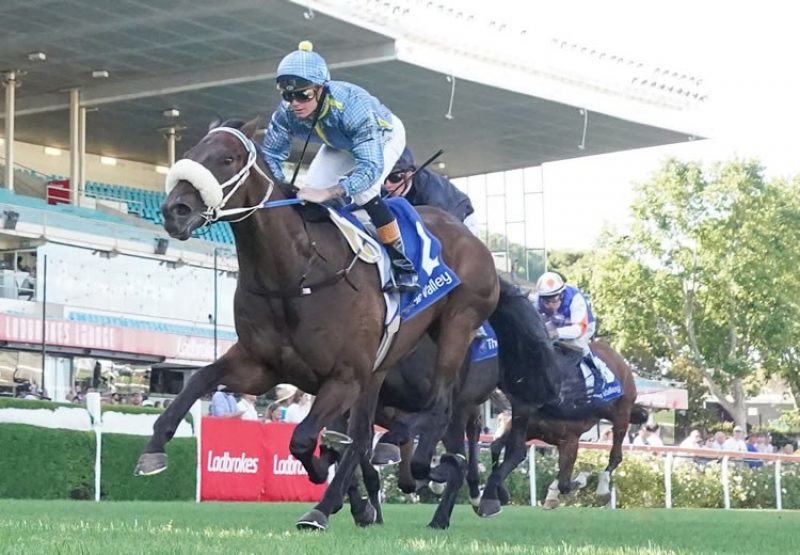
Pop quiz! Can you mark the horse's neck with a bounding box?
[230,182,313,291]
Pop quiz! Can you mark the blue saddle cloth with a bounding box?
[337,197,460,322]
[470,322,499,363]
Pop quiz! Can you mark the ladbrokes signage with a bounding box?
[200,419,327,502]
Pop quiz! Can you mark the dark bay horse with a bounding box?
[479,339,647,515]
[135,118,551,530]
[358,333,499,529]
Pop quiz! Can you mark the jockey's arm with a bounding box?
[259,107,293,182]
[555,293,590,341]
[339,104,385,196]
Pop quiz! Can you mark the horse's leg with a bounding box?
[488,433,511,506]
[360,454,383,524]
[465,407,483,508]
[134,344,273,476]
[290,378,360,484]
[397,440,417,494]
[427,404,471,529]
[542,436,579,510]
[477,404,531,517]
[411,322,474,480]
[297,371,385,531]
[598,407,630,504]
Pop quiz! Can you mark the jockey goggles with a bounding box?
[540,294,563,305]
[386,171,407,184]
[281,88,316,103]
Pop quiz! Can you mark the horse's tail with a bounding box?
[629,404,649,425]
[489,277,558,406]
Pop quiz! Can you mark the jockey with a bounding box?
[383,147,479,235]
[260,41,418,291]
[532,271,609,394]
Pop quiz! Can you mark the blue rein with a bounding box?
[261,198,303,209]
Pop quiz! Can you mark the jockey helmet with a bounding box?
[536,271,566,297]
[276,40,330,91]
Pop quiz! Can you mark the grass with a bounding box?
[0,500,798,555]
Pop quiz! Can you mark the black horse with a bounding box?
[360,333,499,529]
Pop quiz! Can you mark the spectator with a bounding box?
[237,394,259,421]
[633,423,663,447]
[18,267,36,300]
[707,431,727,450]
[782,443,796,455]
[756,433,775,453]
[210,386,243,418]
[264,404,283,423]
[17,256,31,273]
[745,434,763,468]
[284,390,312,423]
[679,429,703,450]
[130,392,143,406]
[723,425,747,452]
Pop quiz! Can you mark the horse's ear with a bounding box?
[240,117,261,139]
[208,117,223,131]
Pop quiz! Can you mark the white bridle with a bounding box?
[164,126,274,223]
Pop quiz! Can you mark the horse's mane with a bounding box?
[490,277,559,407]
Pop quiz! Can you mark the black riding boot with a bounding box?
[582,354,605,396]
[383,236,419,292]
[362,195,419,292]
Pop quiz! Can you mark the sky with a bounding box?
[460,1,800,250]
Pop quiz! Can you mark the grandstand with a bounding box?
[0,0,701,402]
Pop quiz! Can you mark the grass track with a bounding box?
[0,500,797,555]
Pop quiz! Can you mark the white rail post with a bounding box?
[86,392,102,502]
[775,460,782,511]
[721,456,730,510]
[192,400,203,503]
[664,453,673,509]
[528,444,537,507]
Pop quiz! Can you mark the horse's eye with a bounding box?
[223,157,234,165]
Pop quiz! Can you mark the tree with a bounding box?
[587,159,800,428]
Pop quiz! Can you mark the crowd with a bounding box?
[209,384,313,423]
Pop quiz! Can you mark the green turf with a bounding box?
[0,500,797,555]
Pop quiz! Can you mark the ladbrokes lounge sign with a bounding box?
[200,418,327,502]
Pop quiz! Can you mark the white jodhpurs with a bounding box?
[304,116,406,205]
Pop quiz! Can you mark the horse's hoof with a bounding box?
[477,498,502,518]
[596,492,611,506]
[497,485,510,506]
[427,518,449,530]
[134,452,167,476]
[543,498,560,510]
[320,430,352,452]
[296,509,328,531]
[428,480,446,495]
[370,443,401,465]
[354,502,378,527]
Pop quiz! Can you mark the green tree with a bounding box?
[587,159,800,428]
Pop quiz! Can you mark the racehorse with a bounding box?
[479,339,646,515]
[134,118,554,530]
[356,333,499,529]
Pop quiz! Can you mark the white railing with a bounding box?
[519,439,798,510]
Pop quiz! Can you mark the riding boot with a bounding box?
[382,235,419,292]
[361,195,419,292]
[582,354,605,397]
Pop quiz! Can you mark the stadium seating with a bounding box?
[67,311,237,341]
[83,181,234,244]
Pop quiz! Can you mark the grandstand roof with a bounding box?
[1,0,701,177]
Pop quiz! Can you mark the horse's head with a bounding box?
[162,117,266,240]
